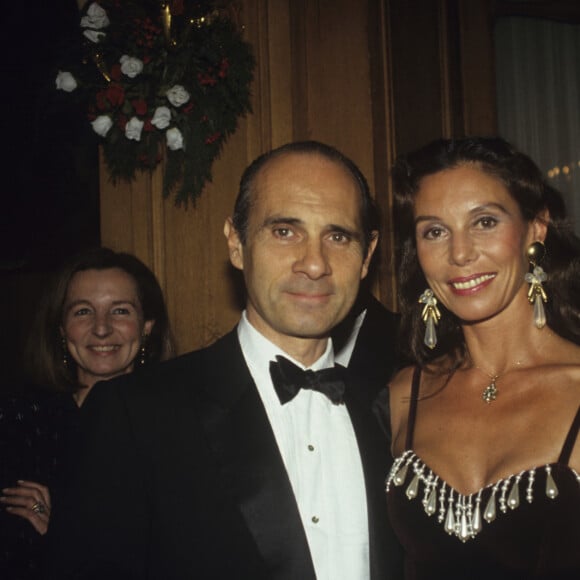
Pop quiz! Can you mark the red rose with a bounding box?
[198,72,217,87]
[218,58,230,79]
[95,90,108,111]
[106,84,125,107]
[205,131,221,145]
[110,64,122,82]
[132,98,148,116]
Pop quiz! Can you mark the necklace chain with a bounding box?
[469,332,553,404]
[473,361,522,404]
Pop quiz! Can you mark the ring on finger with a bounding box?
[31,502,46,514]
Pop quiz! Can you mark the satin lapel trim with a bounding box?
[199,360,316,579]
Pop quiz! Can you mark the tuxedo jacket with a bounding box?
[334,293,402,385]
[46,328,403,579]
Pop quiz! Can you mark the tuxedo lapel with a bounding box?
[347,296,401,384]
[198,331,316,580]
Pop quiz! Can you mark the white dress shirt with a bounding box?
[238,312,370,580]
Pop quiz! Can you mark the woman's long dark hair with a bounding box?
[28,247,175,393]
[392,136,580,368]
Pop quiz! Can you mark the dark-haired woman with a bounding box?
[381,137,580,578]
[0,247,174,577]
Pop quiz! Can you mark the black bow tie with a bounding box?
[269,355,346,405]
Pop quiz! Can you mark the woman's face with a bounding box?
[61,268,154,389]
[413,164,545,324]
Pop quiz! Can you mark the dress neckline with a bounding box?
[405,366,580,466]
[386,449,580,542]
[388,366,580,542]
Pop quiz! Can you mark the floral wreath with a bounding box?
[56,0,255,205]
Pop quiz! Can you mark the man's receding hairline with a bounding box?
[249,149,365,200]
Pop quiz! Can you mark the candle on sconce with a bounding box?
[161,3,176,48]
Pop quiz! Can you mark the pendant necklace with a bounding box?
[471,332,552,404]
[480,372,500,404]
[473,361,522,404]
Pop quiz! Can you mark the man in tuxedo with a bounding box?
[46,141,403,579]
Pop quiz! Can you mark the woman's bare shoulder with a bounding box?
[387,366,416,453]
[389,365,415,396]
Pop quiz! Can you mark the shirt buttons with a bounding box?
[307,444,315,451]
[311,516,319,524]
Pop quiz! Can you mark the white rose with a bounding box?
[125,117,144,141]
[120,55,144,79]
[151,106,171,130]
[91,115,113,137]
[80,3,110,29]
[55,71,77,92]
[166,85,190,107]
[166,127,184,151]
[83,29,105,43]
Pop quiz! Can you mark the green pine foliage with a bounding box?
[57,1,255,205]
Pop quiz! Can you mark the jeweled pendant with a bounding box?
[444,504,456,534]
[546,467,559,499]
[484,492,497,522]
[459,512,469,542]
[526,469,536,503]
[424,315,437,349]
[472,503,482,533]
[393,463,409,486]
[533,294,547,329]
[406,473,420,499]
[507,479,520,509]
[425,487,437,515]
[482,379,498,403]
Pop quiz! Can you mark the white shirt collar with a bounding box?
[237,310,335,374]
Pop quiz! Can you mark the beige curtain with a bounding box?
[494,16,580,234]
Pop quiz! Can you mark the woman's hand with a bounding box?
[1,480,51,535]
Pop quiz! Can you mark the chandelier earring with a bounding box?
[61,337,69,367]
[525,241,548,329]
[419,289,441,349]
[139,336,148,366]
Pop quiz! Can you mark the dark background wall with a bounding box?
[2,0,579,390]
[1,1,99,388]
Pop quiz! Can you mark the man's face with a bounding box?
[225,152,377,356]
